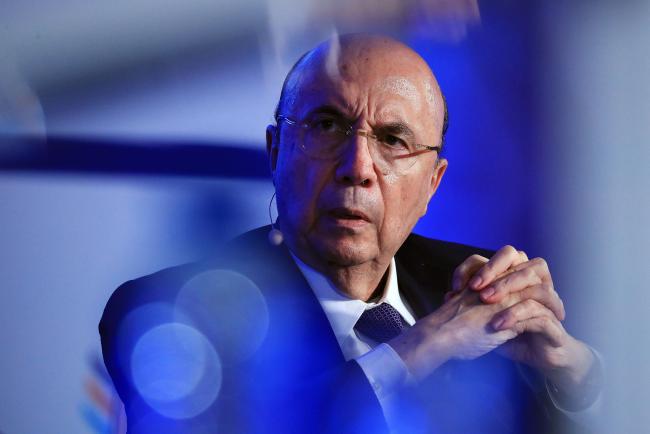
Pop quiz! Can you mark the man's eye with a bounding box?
[317,119,335,131]
[382,135,409,150]
[311,118,341,133]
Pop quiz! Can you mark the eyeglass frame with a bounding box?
[275,114,442,165]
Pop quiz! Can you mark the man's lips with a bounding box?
[327,208,371,222]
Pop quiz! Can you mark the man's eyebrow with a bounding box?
[305,105,347,118]
[377,122,416,140]
[303,107,418,140]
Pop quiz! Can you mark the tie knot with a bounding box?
[355,303,408,344]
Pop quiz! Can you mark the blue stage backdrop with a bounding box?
[1,1,649,433]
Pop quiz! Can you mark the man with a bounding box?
[100,34,600,433]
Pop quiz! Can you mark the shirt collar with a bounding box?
[290,253,415,345]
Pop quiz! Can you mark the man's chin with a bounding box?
[311,236,378,267]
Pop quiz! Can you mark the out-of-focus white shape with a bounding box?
[131,322,222,419]
[261,0,334,114]
[537,1,650,432]
[324,30,342,83]
[264,0,480,56]
[176,269,270,364]
[261,0,481,120]
[407,0,481,42]
[0,51,46,139]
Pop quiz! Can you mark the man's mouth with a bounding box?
[327,208,371,224]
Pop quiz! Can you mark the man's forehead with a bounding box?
[376,76,421,105]
[294,66,434,121]
[309,47,431,88]
[325,44,431,91]
[293,79,418,119]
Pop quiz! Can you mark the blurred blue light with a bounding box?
[130,322,222,420]
[175,269,270,365]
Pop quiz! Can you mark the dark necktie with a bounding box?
[354,303,409,344]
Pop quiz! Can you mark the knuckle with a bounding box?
[513,321,526,334]
[494,275,509,292]
[524,267,536,280]
[523,286,540,302]
[503,292,521,306]
[523,299,539,311]
[456,255,485,274]
[503,245,517,257]
[533,257,549,270]
[518,286,532,300]
[469,254,486,263]
[501,276,512,291]
[507,304,522,318]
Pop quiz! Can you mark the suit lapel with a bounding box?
[221,228,347,375]
[394,254,449,319]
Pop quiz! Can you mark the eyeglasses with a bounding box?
[276,113,441,175]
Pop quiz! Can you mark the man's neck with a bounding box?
[281,230,393,301]
[312,259,391,302]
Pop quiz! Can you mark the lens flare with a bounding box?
[130,323,222,420]
[175,269,270,365]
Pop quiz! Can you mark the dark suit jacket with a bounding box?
[99,226,580,434]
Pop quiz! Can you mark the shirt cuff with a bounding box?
[545,347,604,427]
[355,343,413,401]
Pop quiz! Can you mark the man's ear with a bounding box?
[421,157,448,216]
[266,125,279,183]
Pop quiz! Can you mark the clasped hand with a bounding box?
[390,246,595,394]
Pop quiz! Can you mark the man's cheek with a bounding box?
[285,182,317,225]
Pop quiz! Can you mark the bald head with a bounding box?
[275,34,448,149]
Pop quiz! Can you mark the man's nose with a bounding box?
[334,132,377,186]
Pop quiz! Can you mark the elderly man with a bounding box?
[100,34,600,434]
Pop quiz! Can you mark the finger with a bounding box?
[480,257,555,303]
[468,245,526,290]
[518,250,529,262]
[480,266,542,303]
[444,290,459,302]
[491,300,564,347]
[498,283,565,321]
[452,254,487,292]
[506,257,553,285]
[491,298,551,330]
[511,316,565,347]
[444,288,466,304]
